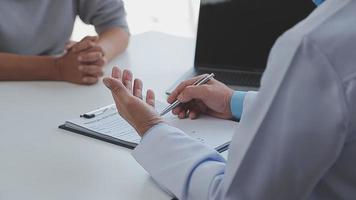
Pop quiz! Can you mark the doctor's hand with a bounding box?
[168,75,234,120]
[103,67,164,137]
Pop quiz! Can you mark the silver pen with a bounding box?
[160,73,215,116]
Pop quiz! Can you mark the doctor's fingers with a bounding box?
[174,101,196,119]
[175,99,205,118]
[167,74,208,103]
[123,69,133,93]
[103,77,131,102]
[172,99,204,115]
[111,66,122,80]
[178,108,200,119]
[178,110,188,119]
[177,85,210,103]
[146,89,155,107]
[172,106,183,115]
[178,109,198,119]
[133,79,143,100]
[188,109,200,119]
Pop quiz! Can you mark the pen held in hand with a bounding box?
[160,73,215,116]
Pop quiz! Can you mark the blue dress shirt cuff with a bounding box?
[312,0,325,6]
[230,91,247,120]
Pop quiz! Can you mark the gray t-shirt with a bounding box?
[0,0,128,56]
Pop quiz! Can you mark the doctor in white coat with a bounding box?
[103,0,356,199]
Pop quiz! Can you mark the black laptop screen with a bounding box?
[195,0,315,73]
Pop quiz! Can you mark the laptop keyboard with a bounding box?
[199,70,261,87]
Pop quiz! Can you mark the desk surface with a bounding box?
[0,32,195,200]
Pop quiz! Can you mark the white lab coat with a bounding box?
[132,0,356,199]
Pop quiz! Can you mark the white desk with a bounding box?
[0,32,195,200]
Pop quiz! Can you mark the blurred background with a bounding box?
[72,0,201,41]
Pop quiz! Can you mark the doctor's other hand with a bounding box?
[103,67,164,137]
[168,75,234,120]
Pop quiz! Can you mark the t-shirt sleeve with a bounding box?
[77,0,129,34]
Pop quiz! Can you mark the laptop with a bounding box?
[167,0,314,93]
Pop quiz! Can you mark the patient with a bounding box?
[0,0,129,85]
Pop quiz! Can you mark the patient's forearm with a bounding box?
[0,53,59,81]
[97,27,129,61]
[0,27,129,81]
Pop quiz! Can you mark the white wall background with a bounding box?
[71,0,200,41]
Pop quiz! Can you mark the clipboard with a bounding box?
[59,103,236,153]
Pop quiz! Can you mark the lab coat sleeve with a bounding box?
[241,91,258,117]
[132,123,226,200]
